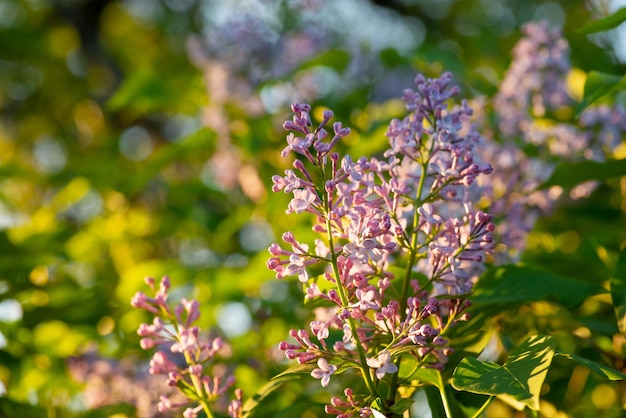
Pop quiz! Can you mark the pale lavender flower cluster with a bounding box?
[268,73,494,416]
[475,21,626,261]
[131,276,242,418]
[494,21,571,137]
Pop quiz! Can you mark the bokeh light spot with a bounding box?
[217,302,252,338]
[97,316,115,336]
[119,126,153,161]
[29,265,49,286]
[591,383,616,409]
[0,299,23,322]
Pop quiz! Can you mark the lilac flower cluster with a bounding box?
[474,21,626,261]
[67,353,179,418]
[494,21,571,137]
[131,276,242,418]
[268,73,494,416]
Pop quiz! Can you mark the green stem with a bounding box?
[325,215,378,397]
[318,162,377,397]
[438,381,453,418]
[182,344,215,418]
[470,396,494,418]
[387,160,430,409]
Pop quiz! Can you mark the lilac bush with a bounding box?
[268,73,494,416]
[129,22,626,418]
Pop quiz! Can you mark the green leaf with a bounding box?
[473,265,605,308]
[576,71,626,113]
[0,398,47,417]
[275,401,325,418]
[578,7,626,34]
[271,363,316,380]
[403,365,444,388]
[242,375,301,417]
[556,353,626,380]
[611,247,626,337]
[451,335,555,411]
[390,398,415,414]
[106,68,201,116]
[296,49,351,74]
[379,48,409,68]
[540,158,626,190]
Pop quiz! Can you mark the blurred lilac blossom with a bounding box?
[131,276,242,418]
[473,21,626,262]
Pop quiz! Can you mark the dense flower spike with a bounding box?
[131,276,241,418]
[270,72,494,416]
[474,21,626,262]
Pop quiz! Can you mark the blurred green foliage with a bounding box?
[0,0,625,417]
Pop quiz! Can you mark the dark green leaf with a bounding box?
[390,398,415,414]
[578,7,626,34]
[540,158,626,190]
[576,71,626,113]
[611,247,626,336]
[424,385,447,418]
[379,48,409,68]
[451,335,555,411]
[473,265,604,308]
[242,375,301,417]
[0,398,47,417]
[556,353,626,380]
[296,49,351,74]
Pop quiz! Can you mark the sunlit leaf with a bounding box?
[106,68,201,116]
[556,353,626,380]
[576,71,626,113]
[578,7,626,34]
[242,375,301,417]
[541,158,626,190]
[473,265,604,308]
[451,335,555,411]
[611,247,626,337]
[401,364,444,389]
[271,363,316,380]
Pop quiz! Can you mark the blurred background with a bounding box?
[0,0,625,417]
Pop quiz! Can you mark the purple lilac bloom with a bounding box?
[474,21,626,262]
[67,353,179,418]
[131,276,242,418]
[269,72,494,416]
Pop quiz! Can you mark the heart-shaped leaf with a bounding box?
[473,265,604,308]
[451,335,555,411]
